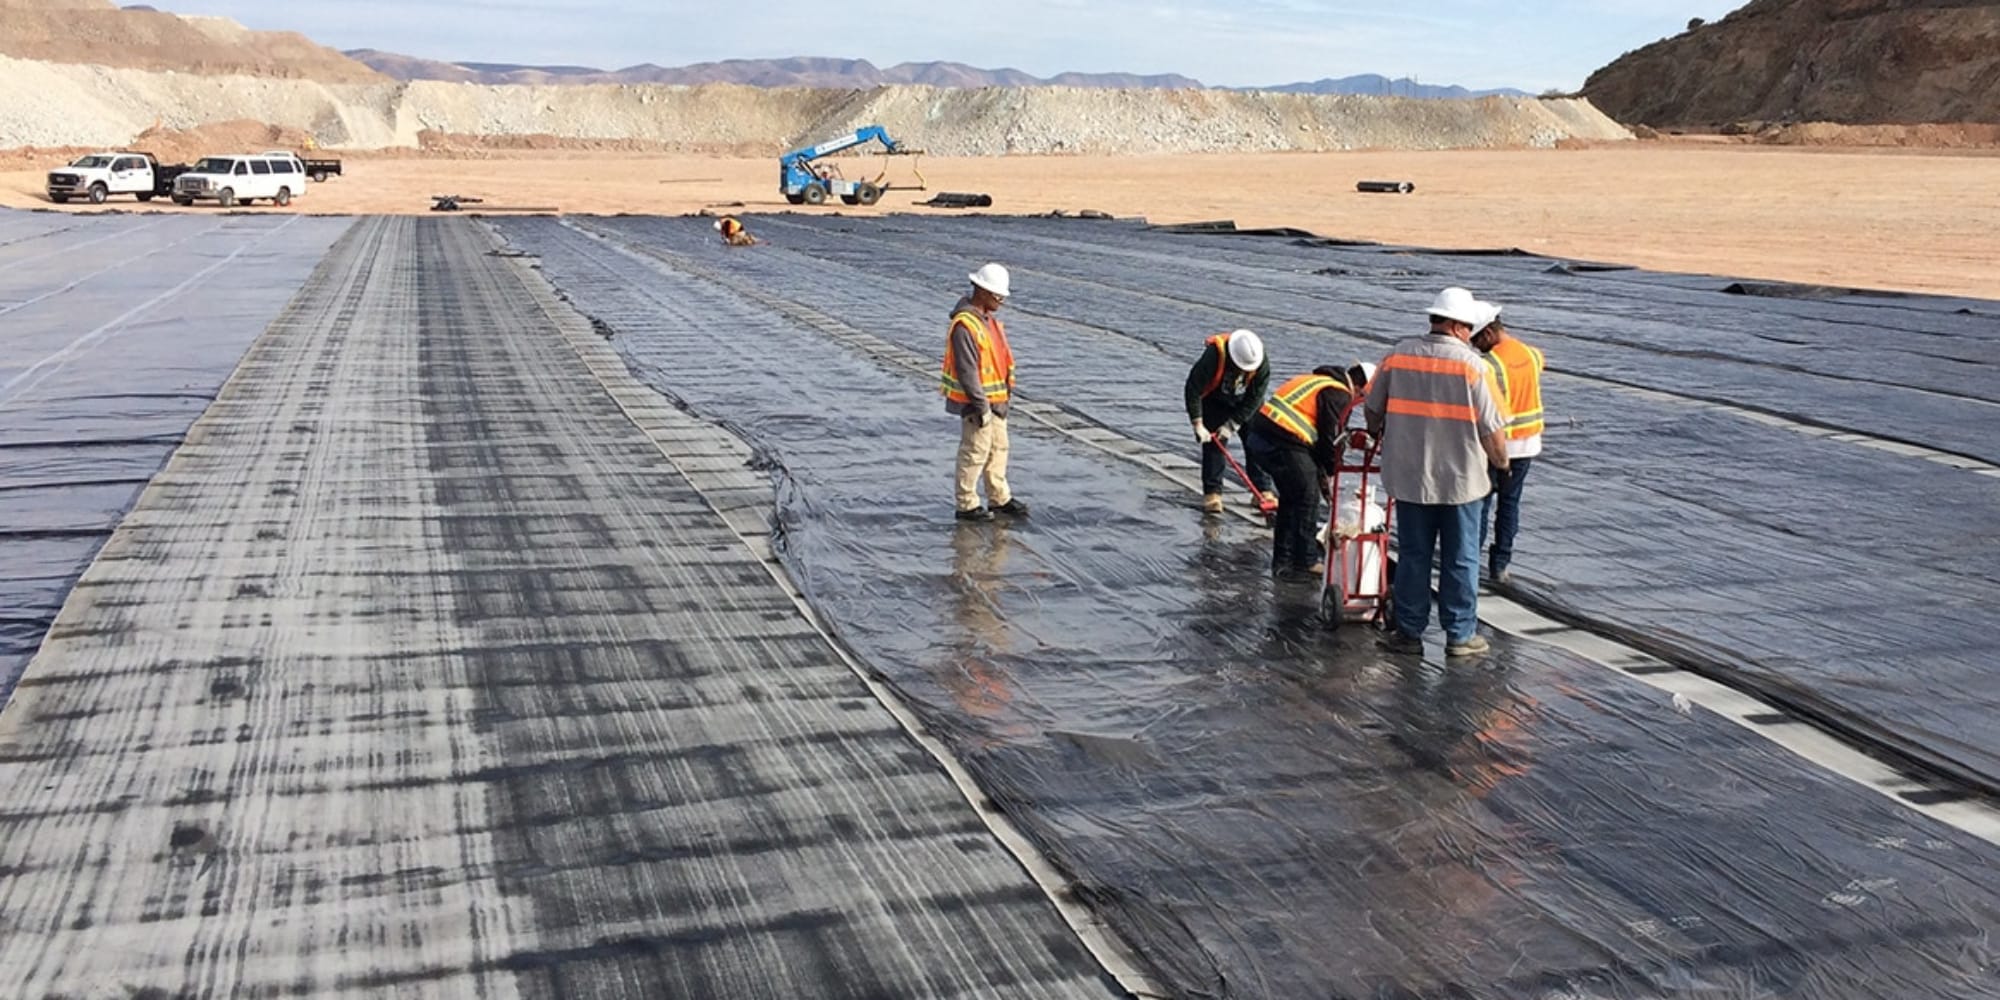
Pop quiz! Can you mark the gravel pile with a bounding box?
[0,56,1630,154]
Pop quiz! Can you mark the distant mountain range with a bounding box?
[344,51,1525,98]
[1251,74,1526,99]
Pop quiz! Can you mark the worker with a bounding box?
[1471,303,1545,584]
[1364,287,1510,658]
[942,263,1028,522]
[1184,329,1273,514]
[1243,363,1370,578]
[713,215,758,246]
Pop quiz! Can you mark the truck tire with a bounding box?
[802,184,828,206]
[136,192,154,202]
[217,188,236,208]
[274,187,292,207]
[310,171,327,183]
[855,182,882,206]
[50,194,68,204]
[88,183,108,205]
[785,192,805,205]
[172,195,193,206]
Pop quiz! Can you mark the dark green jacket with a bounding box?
[1184,342,1271,431]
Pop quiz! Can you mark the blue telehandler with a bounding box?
[778,125,923,206]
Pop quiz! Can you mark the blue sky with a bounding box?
[164,0,1745,92]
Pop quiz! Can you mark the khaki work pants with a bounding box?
[955,413,1012,511]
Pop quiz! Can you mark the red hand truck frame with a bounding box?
[1321,428,1394,627]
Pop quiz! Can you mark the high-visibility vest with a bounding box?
[1258,373,1346,445]
[1379,348,1495,425]
[1199,334,1234,397]
[1489,334,1545,440]
[720,217,743,238]
[941,310,1015,405]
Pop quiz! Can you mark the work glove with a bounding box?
[1193,421,1211,445]
[1213,422,1237,443]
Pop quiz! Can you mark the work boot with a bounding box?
[1378,631,1424,655]
[1446,634,1492,658]
[992,498,1029,517]
[955,506,994,523]
[1201,493,1224,514]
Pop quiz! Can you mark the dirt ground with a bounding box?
[4,142,1995,299]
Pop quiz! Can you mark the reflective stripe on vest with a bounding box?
[1258,373,1341,445]
[1381,353,1484,382]
[1199,334,1231,397]
[1492,335,1544,439]
[1482,352,1509,403]
[1379,346,1488,428]
[1386,398,1479,422]
[941,310,1015,404]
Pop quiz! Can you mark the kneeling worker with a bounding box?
[1244,364,1369,578]
[714,215,759,246]
[1185,329,1273,514]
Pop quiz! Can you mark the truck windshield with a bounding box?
[193,158,236,174]
[70,156,113,168]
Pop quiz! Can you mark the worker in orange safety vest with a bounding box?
[1471,302,1545,584]
[942,263,1028,523]
[1185,329,1273,514]
[713,215,759,246]
[1243,364,1370,578]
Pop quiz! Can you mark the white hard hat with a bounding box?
[1475,300,1503,332]
[1426,286,1486,328]
[713,219,725,231]
[1356,361,1378,384]
[969,262,1011,298]
[1226,329,1264,370]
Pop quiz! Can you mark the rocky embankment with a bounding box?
[0,54,1629,154]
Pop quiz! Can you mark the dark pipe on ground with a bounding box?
[919,192,994,208]
[1357,181,1416,194]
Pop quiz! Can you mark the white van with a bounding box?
[171,152,308,208]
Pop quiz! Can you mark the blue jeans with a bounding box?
[1392,500,1483,644]
[1479,457,1533,575]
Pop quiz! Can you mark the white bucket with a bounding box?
[1340,534,1387,601]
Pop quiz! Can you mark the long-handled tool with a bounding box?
[1213,434,1278,516]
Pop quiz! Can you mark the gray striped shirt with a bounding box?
[1364,333,1507,505]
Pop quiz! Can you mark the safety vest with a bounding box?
[1378,345,1498,426]
[1199,334,1242,397]
[940,310,1015,405]
[1489,334,1544,440]
[719,217,742,238]
[1258,373,1346,445]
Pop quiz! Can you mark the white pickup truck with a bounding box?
[45,152,188,205]
[170,152,309,208]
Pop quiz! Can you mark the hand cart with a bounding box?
[1321,429,1394,627]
